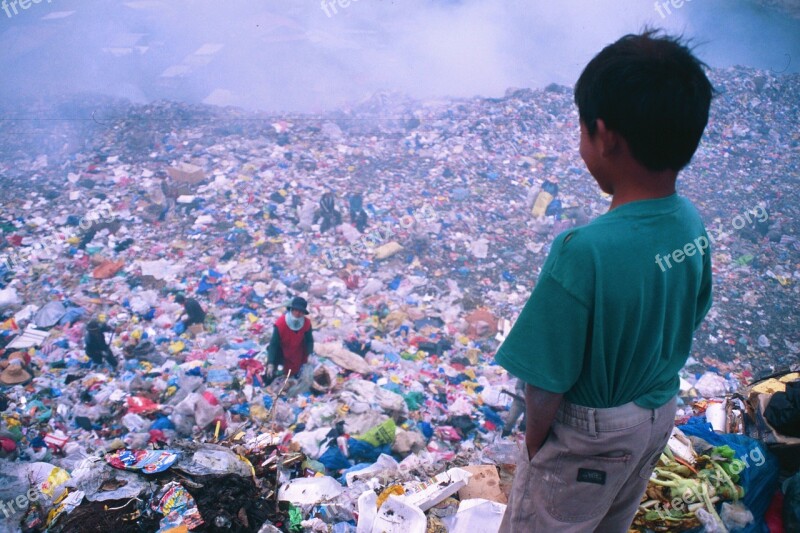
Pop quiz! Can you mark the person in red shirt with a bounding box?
[265,297,314,382]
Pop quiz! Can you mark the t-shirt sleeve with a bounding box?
[495,273,590,393]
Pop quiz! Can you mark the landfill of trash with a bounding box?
[0,65,798,532]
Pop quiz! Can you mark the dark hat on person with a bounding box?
[287,296,309,315]
[86,319,101,332]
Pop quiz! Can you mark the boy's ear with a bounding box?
[595,119,622,157]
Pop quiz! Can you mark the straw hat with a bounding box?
[8,351,29,366]
[0,359,32,386]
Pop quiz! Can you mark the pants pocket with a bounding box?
[639,425,673,480]
[545,452,632,522]
[638,448,664,481]
[501,442,540,531]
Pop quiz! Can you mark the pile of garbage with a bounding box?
[635,429,759,532]
[0,64,798,531]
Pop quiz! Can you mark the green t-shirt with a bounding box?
[495,194,712,409]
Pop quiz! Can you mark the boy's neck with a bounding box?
[609,186,676,210]
[608,169,677,211]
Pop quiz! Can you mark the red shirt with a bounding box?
[274,314,312,375]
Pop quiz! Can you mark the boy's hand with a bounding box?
[523,384,563,461]
[526,442,540,461]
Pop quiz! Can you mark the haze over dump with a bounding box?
[0,0,798,112]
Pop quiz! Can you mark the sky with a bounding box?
[0,0,798,113]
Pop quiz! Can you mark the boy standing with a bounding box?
[496,30,714,532]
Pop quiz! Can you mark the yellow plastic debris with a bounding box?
[169,341,185,354]
[376,485,406,509]
[531,191,554,217]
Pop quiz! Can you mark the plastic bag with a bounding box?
[721,502,754,530]
[680,420,779,532]
[449,499,507,533]
[70,459,149,502]
[345,454,400,486]
[348,439,391,463]
[278,476,344,505]
[319,446,352,472]
[356,419,396,447]
[0,287,20,309]
[194,394,224,428]
[175,444,252,478]
[479,441,519,465]
[122,413,150,432]
[286,363,315,397]
[292,427,333,459]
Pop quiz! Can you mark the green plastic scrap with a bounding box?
[710,445,743,483]
[404,391,425,411]
[288,506,304,532]
[357,418,397,447]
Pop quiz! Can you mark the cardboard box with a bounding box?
[458,465,507,504]
[167,163,206,184]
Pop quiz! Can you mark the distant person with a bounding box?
[355,209,369,233]
[264,296,314,382]
[318,191,342,233]
[496,30,713,532]
[348,192,364,223]
[0,353,33,387]
[174,294,206,328]
[85,319,118,368]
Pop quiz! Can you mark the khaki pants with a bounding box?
[500,397,677,533]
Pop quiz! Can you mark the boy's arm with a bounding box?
[525,384,563,459]
[694,247,713,329]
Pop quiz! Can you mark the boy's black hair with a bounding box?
[174,294,186,304]
[574,29,715,172]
